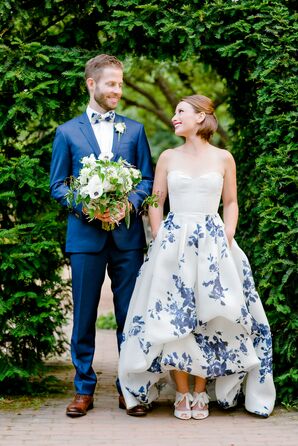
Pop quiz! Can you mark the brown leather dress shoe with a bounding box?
[119,395,147,417]
[66,394,94,417]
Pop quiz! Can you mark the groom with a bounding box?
[50,54,153,417]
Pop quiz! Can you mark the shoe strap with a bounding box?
[191,392,209,409]
[174,392,193,409]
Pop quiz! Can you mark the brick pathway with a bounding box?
[1,275,297,446]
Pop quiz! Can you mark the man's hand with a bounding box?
[94,202,131,224]
[94,209,114,223]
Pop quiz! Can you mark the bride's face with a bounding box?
[172,101,204,137]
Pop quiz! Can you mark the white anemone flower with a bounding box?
[123,177,133,192]
[114,122,126,134]
[103,178,115,192]
[130,168,141,179]
[80,185,90,198]
[107,166,118,177]
[87,175,104,199]
[81,153,97,168]
[79,167,92,186]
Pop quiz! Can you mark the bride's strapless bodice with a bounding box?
[167,170,223,214]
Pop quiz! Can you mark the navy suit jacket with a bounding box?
[50,112,154,252]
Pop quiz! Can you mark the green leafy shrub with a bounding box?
[96,313,117,330]
[0,41,89,391]
[0,152,71,391]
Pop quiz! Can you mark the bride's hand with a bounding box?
[151,224,161,240]
[224,226,235,247]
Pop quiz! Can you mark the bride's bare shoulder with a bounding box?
[210,145,235,162]
[157,147,182,163]
[220,148,235,167]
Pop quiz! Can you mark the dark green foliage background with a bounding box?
[0,0,297,403]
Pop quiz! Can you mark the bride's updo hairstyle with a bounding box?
[182,95,218,141]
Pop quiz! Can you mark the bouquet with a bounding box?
[66,153,142,231]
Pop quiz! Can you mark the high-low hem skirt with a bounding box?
[118,212,276,417]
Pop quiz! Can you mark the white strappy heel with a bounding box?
[174,392,193,420]
[191,391,209,419]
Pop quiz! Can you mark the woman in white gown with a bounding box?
[118,95,275,419]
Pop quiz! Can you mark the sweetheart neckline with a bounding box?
[167,170,224,180]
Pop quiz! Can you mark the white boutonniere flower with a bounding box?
[114,122,126,140]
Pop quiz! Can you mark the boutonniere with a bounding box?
[114,122,126,141]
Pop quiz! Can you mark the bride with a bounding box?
[118,94,276,420]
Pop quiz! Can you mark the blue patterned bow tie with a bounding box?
[91,111,115,124]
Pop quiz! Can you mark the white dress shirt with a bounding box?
[86,106,114,158]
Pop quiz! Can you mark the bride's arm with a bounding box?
[148,150,170,239]
[222,151,238,246]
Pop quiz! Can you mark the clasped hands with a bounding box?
[83,202,132,224]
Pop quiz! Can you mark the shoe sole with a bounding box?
[119,401,147,416]
[66,403,94,417]
[126,410,147,417]
[174,413,192,420]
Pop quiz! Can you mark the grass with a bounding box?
[0,363,73,412]
[0,395,52,411]
[0,315,117,412]
[96,312,117,330]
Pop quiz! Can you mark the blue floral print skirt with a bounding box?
[118,212,276,416]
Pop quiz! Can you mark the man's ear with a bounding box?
[86,77,95,91]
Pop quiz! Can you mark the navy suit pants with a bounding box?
[70,235,144,395]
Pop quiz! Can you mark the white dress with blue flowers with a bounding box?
[119,171,276,416]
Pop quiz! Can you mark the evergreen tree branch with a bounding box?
[123,77,160,109]
[121,96,172,128]
[155,75,178,110]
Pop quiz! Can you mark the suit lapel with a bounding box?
[78,112,101,157]
[111,114,123,161]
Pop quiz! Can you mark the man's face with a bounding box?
[89,66,123,112]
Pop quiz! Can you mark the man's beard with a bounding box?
[94,91,119,110]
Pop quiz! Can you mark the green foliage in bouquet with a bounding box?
[142,193,160,213]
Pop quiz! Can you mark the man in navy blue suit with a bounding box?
[50,54,153,417]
